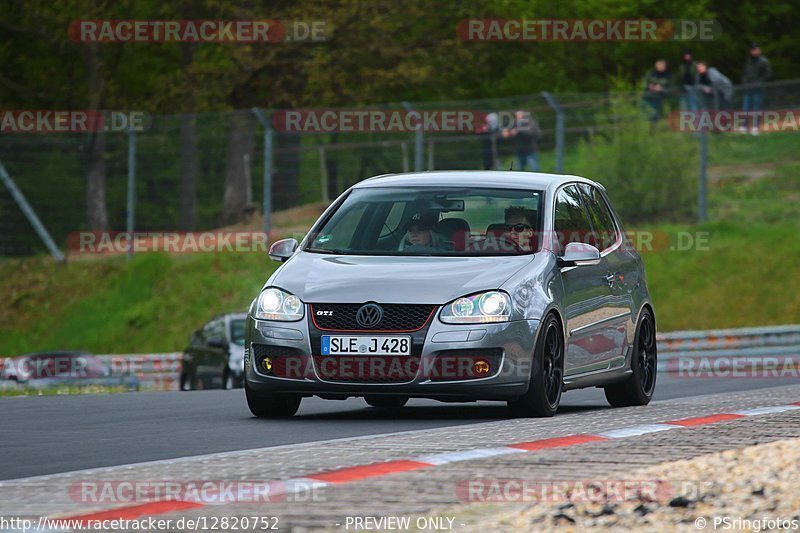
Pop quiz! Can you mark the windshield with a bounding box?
[230,319,246,346]
[304,187,543,256]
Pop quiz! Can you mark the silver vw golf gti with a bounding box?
[244,171,656,418]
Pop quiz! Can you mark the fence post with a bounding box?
[541,91,564,174]
[318,145,330,203]
[0,160,65,262]
[684,85,708,223]
[402,102,424,171]
[699,129,708,222]
[251,108,273,237]
[127,127,136,260]
[400,142,410,173]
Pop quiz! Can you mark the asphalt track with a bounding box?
[0,373,789,481]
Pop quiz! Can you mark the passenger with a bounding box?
[502,206,537,252]
[399,211,446,252]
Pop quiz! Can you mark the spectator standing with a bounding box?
[503,110,542,172]
[679,50,698,110]
[477,112,500,169]
[695,61,733,110]
[642,59,672,122]
[741,43,771,135]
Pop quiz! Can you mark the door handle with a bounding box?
[604,273,616,287]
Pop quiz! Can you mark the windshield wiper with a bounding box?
[304,247,346,255]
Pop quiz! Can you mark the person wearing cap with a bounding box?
[742,43,772,135]
[398,211,447,252]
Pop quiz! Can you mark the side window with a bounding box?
[554,185,593,254]
[203,319,224,341]
[578,184,618,251]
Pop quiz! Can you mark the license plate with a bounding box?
[321,335,411,356]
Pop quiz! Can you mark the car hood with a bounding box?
[268,252,535,304]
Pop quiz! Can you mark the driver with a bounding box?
[502,206,536,252]
[399,211,446,252]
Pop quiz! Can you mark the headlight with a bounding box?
[254,287,304,321]
[440,290,511,324]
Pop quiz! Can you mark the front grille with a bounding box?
[310,303,436,332]
[312,355,420,383]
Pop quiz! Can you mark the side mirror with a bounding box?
[557,242,601,267]
[206,337,227,350]
[268,238,298,262]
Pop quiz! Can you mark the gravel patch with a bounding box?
[448,436,800,532]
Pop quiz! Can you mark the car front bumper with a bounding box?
[244,313,540,401]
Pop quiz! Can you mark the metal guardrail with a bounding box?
[99,353,182,390]
[0,353,181,391]
[1,326,798,391]
[657,325,800,373]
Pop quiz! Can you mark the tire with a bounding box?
[508,313,564,417]
[245,381,301,418]
[604,308,657,407]
[179,372,195,391]
[222,367,242,389]
[364,396,409,408]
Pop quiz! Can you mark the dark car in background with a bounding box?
[0,351,140,390]
[181,313,247,390]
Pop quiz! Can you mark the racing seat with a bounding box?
[435,218,471,251]
[485,223,507,239]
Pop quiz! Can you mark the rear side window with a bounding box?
[578,184,618,251]
[554,185,593,253]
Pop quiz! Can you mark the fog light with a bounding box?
[473,359,490,376]
[261,357,273,374]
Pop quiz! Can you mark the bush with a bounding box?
[570,93,698,224]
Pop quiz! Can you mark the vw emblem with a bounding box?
[356,303,383,328]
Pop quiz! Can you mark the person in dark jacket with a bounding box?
[695,61,733,110]
[642,59,672,121]
[477,112,500,169]
[503,111,541,172]
[741,43,772,134]
[679,50,699,110]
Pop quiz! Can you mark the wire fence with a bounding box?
[2,80,799,259]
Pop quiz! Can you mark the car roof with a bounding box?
[355,171,603,192]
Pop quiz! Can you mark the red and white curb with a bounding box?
[64,401,800,523]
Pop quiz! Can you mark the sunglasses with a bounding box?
[408,225,430,232]
[505,223,533,232]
